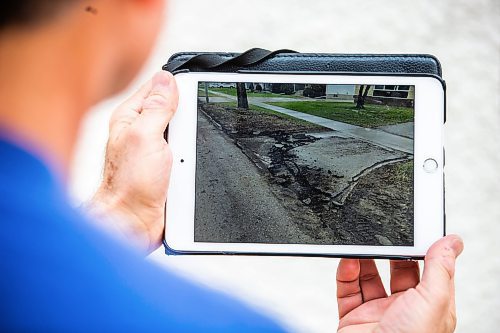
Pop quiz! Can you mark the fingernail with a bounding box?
[152,71,171,90]
[449,236,464,257]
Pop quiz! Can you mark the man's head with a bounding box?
[0,0,167,168]
[0,0,167,101]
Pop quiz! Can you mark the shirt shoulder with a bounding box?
[0,139,285,332]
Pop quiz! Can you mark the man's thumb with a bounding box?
[421,235,463,291]
[140,71,178,134]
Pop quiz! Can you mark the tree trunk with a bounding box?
[356,85,371,109]
[356,85,365,109]
[204,82,209,104]
[363,85,371,99]
[236,83,248,109]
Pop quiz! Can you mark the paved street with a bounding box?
[195,111,316,244]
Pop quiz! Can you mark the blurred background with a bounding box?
[70,0,499,332]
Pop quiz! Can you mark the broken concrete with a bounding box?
[289,136,408,203]
[197,102,415,246]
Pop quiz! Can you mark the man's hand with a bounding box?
[336,235,464,333]
[88,71,178,254]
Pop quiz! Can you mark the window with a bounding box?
[373,90,409,99]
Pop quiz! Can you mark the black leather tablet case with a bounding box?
[162,49,445,259]
[163,48,443,78]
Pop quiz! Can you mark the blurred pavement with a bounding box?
[70,1,500,332]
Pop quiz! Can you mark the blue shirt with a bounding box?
[0,138,284,332]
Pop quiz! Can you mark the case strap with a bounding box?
[164,48,298,72]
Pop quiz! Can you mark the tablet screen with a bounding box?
[194,82,414,246]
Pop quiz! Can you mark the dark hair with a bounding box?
[0,1,78,29]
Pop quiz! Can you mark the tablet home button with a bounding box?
[423,158,438,173]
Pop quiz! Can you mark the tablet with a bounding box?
[165,72,445,258]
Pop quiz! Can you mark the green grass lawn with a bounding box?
[197,88,218,97]
[209,101,237,107]
[207,87,237,96]
[268,101,414,128]
[208,87,304,99]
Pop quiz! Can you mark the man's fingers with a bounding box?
[336,259,362,319]
[138,71,178,135]
[110,79,153,128]
[109,71,177,134]
[359,259,387,302]
[421,235,463,296]
[390,260,420,294]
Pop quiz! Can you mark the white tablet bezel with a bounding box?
[165,72,444,257]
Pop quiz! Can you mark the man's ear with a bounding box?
[117,0,167,20]
[129,0,167,10]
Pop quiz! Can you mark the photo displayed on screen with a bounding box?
[194,82,415,246]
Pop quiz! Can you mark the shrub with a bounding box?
[271,83,295,95]
[303,84,325,98]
